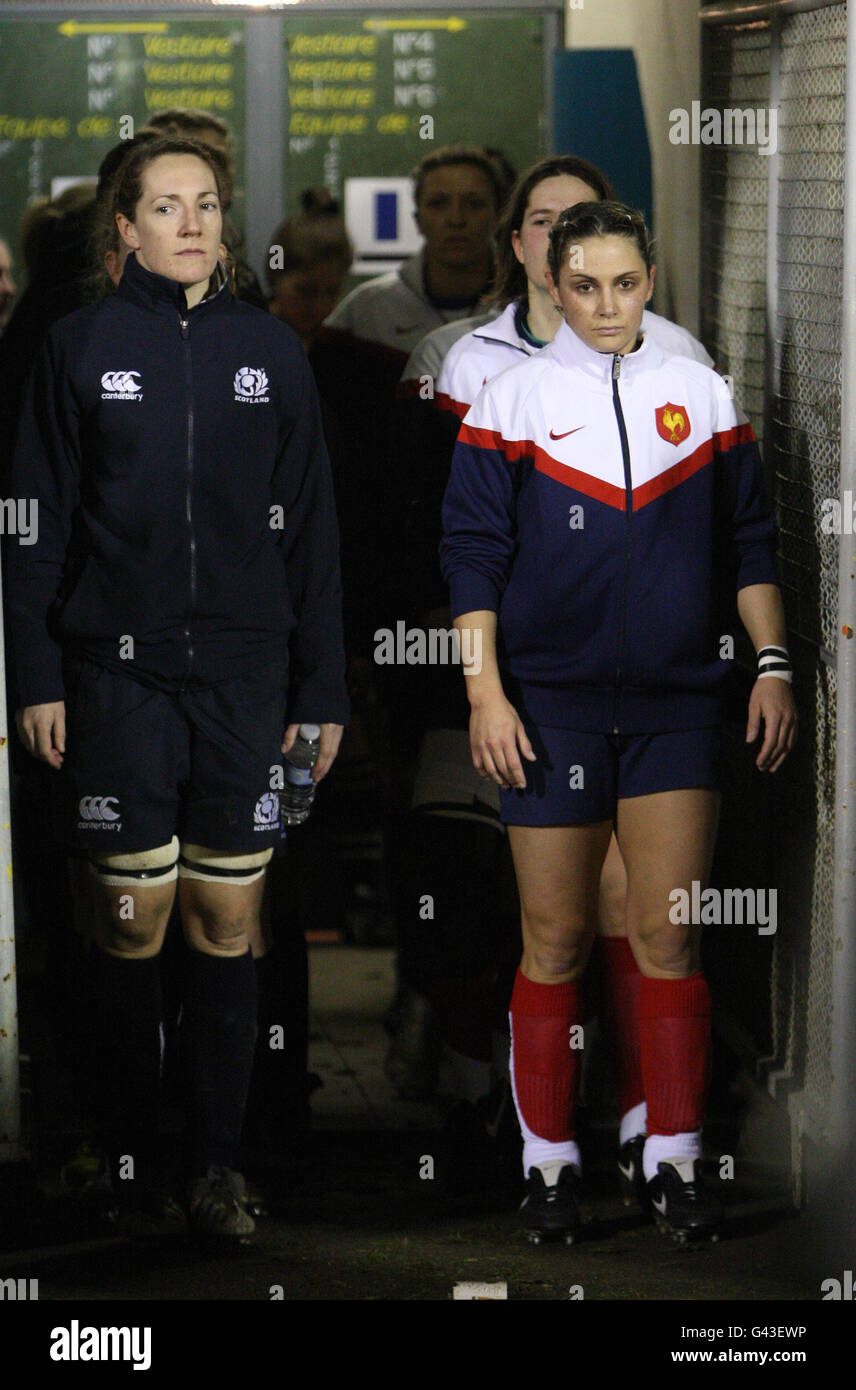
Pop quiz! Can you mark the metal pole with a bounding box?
[243,13,285,287]
[701,0,844,24]
[0,555,22,1164]
[542,4,561,156]
[830,0,856,1151]
[761,11,781,490]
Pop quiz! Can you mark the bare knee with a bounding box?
[89,842,178,957]
[178,845,270,956]
[184,903,255,955]
[521,911,591,981]
[630,915,696,975]
[93,887,174,955]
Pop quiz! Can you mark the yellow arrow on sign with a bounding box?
[363,18,467,32]
[58,20,169,37]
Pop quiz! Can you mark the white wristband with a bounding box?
[757,645,792,683]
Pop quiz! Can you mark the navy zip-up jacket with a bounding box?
[440,321,779,734]
[6,252,348,726]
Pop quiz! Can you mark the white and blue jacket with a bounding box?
[440,319,778,734]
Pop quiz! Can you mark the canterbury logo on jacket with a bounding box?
[6,251,348,724]
[439,320,778,734]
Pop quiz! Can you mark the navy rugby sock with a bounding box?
[89,946,164,1194]
[182,948,258,1177]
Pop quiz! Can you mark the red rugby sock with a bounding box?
[509,970,584,1141]
[596,937,644,1118]
[639,972,711,1135]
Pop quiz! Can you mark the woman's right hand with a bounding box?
[16,703,66,769]
[469,690,536,790]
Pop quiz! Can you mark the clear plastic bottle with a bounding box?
[281,723,321,826]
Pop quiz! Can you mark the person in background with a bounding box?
[322,144,502,364]
[145,108,235,201]
[235,190,358,1198]
[0,236,17,330]
[268,188,353,348]
[0,188,101,1195]
[0,187,100,486]
[313,150,506,1092]
[314,145,505,655]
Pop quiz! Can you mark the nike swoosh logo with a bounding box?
[618,1161,635,1181]
[549,427,585,440]
[652,1194,668,1214]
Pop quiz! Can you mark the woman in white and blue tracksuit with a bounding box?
[440,201,797,1243]
[400,156,718,1197]
[6,136,348,1238]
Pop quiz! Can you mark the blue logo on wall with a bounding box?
[374,191,398,241]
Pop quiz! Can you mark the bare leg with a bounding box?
[508,821,614,983]
[617,789,720,977]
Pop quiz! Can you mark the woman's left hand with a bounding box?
[746,679,798,772]
[281,722,344,781]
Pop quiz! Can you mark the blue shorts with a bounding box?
[499,724,722,827]
[53,656,289,854]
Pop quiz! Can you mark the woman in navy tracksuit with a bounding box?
[440,201,797,1243]
[6,137,348,1239]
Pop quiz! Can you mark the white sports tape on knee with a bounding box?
[88,836,179,888]
[177,843,273,886]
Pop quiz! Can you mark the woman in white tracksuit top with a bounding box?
[440,201,797,1244]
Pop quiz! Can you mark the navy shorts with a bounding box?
[54,656,289,854]
[499,724,722,827]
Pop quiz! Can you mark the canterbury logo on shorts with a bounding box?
[78,795,122,829]
[100,370,142,400]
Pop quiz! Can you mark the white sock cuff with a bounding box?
[642,1130,702,1183]
[509,1015,582,1178]
[619,1100,648,1147]
[524,1139,582,1178]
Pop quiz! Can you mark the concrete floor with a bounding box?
[0,946,824,1305]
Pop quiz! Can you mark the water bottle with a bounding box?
[281,723,321,826]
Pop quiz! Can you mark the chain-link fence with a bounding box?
[700,0,847,1198]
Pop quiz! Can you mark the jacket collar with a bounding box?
[117,251,230,317]
[546,316,664,388]
[472,301,532,355]
[399,248,493,316]
[398,249,427,300]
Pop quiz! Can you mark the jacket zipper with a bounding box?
[611,353,633,735]
[179,313,196,682]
